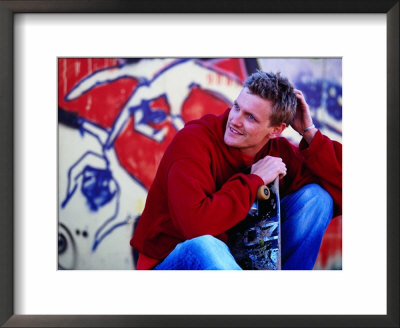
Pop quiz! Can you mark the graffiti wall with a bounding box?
[58,58,342,270]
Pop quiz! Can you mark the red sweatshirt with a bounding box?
[130,109,342,269]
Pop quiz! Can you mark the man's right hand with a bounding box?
[250,156,287,185]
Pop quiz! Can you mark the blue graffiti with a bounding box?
[59,118,128,252]
[61,154,123,252]
[127,95,171,142]
[325,85,342,120]
[81,167,117,211]
[61,151,110,208]
[295,75,342,134]
[91,181,121,252]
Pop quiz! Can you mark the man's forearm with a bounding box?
[302,127,318,145]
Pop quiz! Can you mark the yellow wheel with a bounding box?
[257,185,270,200]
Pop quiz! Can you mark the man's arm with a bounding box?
[299,131,342,215]
[167,158,263,239]
[290,89,318,144]
[261,89,342,215]
[292,89,342,215]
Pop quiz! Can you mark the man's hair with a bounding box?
[244,70,297,126]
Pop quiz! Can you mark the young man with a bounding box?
[130,71,342,270]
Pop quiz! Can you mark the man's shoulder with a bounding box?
[274,136,298,149]
[175,120,212,142]
[167,117,221,156]
[177,113,224,141]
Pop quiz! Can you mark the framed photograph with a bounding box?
[1,1,398,327]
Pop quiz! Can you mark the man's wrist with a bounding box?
[302,127,318,144]
[302,124,315,134]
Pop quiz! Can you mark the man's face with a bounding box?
[224,87,278,156]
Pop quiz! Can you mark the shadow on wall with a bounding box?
[58,58,342,270]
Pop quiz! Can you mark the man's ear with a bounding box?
[269,123,286,139]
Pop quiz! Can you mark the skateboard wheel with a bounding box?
[257,185,270,200]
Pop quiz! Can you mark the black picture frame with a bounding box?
[0,1,398,327]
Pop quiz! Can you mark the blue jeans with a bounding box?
[280,184,333,269]
[154,184,333,270]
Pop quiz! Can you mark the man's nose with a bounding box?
[231,111,242,126]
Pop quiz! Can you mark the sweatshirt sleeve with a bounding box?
[275,130,342,216]
[167,158,264,239]
[299,130,342,215]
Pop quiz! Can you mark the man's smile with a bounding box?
[228,125,244,136]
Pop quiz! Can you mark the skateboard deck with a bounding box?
[228,178,281,270]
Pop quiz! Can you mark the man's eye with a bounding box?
[233,103,239,110]
[248,114,255,121]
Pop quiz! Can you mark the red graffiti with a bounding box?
[58,58,138,128]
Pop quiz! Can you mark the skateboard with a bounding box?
[228,177,281,270]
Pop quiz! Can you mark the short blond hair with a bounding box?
[244,70,297,126]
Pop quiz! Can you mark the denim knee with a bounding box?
[310,184,333,213]
[293,183,332,210]
[301,184,333,225]
[282,184,333,229]
[299,183,330,201]
[185,235,228,252]
[180,235,241,270]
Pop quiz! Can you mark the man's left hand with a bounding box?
[291,89,318,144]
